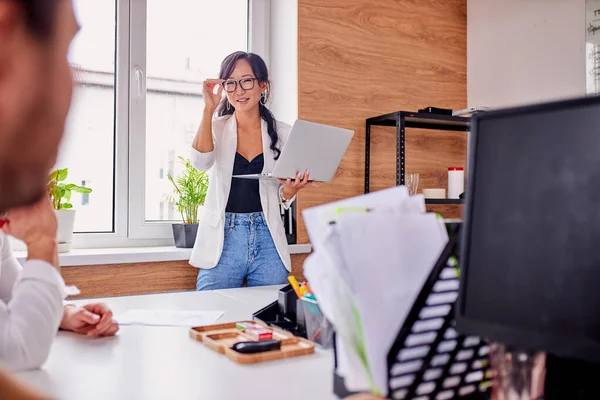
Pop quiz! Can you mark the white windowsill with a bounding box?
[14,244,312,267]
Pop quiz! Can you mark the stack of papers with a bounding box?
[302,186,448,397]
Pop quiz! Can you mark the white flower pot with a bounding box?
[55,209,76,253]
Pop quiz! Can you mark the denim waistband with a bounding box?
[225,212,265,226]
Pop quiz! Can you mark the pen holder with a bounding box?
[253,284,307,338]
[301,297,334,348]
[278,284,298,321]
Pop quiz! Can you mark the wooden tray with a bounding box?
[189,320,315,364]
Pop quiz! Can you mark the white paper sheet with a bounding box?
[65,285,81,297]
[304,233,371,391]
[302,190,446,396]
[115,309,224,327]
[337,212,448,395]
[301,186,410,250]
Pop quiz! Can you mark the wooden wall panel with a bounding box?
[297,0,467,243]
[61,260,197,299]
[369,126,467,194]
[426,205,463,220]
[62,254,310,299]
[291,253,309,281]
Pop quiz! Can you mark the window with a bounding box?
[143,0,248,223]
[46,0,267,248]
[58,0,116,233]
[129,0,251,239]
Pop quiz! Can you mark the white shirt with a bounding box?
[189,114,296,271]
[0,233,66,371]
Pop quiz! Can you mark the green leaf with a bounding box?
[163,157,209,223]
[49,170,60,182]
[47,167,93,210]
[57,168,68,181]
[70,185,92,194]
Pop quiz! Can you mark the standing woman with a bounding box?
[189,51,316,290]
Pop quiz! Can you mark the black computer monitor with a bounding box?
[456,95,600,364]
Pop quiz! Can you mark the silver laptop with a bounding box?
[233,119,354,182]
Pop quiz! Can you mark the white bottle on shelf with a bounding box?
[448,167,464,199]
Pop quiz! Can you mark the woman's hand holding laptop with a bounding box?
[278,168,319,202]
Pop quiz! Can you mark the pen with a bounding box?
[304,293,316,301]
[304,282,313,296]
[288,275,302,298]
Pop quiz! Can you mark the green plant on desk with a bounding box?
[48,168,92,210]
[164,156,209,224]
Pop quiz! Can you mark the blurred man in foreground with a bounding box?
[0,0,117,397]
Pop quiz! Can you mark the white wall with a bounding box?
[468,0,586,109]
[268,0,298,125]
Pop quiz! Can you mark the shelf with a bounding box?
[364,109,471,196]
[424,199,463,205]
[366,112,470,132]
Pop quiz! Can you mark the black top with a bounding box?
[226,152,264,213]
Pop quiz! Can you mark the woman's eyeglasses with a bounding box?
[222,78,258,93]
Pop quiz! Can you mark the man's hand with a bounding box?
[2,196,58,268]
[60,303,119,337]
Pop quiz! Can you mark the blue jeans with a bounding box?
[196,212,289,290]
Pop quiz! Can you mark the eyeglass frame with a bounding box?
[222,77,260,93]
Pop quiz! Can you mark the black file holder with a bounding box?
[333,223,491,399]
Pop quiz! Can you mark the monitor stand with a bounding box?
[545,354,600,399]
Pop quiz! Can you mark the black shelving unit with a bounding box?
[365,111,471,195]
[425,199,464,205]
[281,202,297,244]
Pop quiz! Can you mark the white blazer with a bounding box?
[189,113,295,272]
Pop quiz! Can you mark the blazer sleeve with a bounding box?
[276,121,297,210]
[190,115,226,172]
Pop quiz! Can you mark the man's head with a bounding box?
[0,0,77,212]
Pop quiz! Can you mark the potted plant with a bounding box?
[165,156,209,248]
[47,168,92,252]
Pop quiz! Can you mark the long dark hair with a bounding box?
[217,51,280,159]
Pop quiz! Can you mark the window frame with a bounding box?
[61,0,270,249]
[58,0,135,249]
[126,0,268,241]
